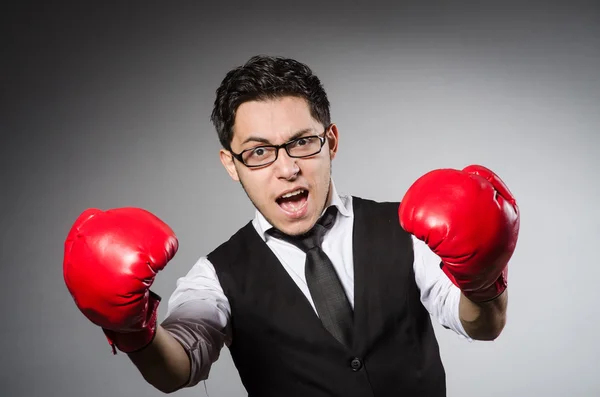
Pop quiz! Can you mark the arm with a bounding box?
[400,164,519,342]
[413,234,508,341]
[130,256,231,394]
[63,208,229,393]
[414,236,509,341]
[459,290,507,341]
[412,235,472,340]
[127,326,191,394]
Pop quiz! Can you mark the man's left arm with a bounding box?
[411,235,508,342]
[400,164,520,342]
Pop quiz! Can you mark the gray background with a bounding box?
[3,1,599,396]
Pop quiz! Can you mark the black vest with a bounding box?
[208,196,446,397]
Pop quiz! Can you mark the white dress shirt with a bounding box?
[162,181,471,387]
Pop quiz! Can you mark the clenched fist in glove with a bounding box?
[63,208,178,354]
[399,165,520,302]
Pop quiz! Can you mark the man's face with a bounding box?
[219,96,339,236]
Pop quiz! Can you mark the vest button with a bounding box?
[350,357,362,371]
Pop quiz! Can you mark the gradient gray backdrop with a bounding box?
[3,1,599,396]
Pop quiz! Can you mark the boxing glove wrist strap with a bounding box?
[462,271,508,303]
[102,291,161,354]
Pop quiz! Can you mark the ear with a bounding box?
[219,149,240,181]
[327,124,339,160]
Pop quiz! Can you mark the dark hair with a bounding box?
[210,55,331,151]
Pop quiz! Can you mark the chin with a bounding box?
[272,213,315,236]
[286,219,316,236]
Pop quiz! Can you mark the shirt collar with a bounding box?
[253,179,351,241]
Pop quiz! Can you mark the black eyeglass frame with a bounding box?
[230,124,332,168]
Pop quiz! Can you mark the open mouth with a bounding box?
[276,189,309,214]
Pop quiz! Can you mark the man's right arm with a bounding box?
[127,325,192,393]
[62,207,231,393]
[129,256,232,394]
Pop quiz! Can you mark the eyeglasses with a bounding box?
[230,125,331,168]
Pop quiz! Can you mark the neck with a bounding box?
[324,180,333,211]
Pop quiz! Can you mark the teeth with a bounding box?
[281,189,306,199]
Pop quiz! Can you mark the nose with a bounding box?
[273,148,299,180]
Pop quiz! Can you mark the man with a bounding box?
[63,55,519,396]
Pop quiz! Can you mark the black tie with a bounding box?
[268,206,354,348]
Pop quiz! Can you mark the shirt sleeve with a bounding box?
[161,256,232,387]
[411,235,472,341]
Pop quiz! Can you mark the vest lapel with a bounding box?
[351,196,371,356]
[351,196,411,357]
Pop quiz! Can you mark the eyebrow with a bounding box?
[241,127,315,146]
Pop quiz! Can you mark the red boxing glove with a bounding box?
[398,165,520,302]
[63,208,178,353]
